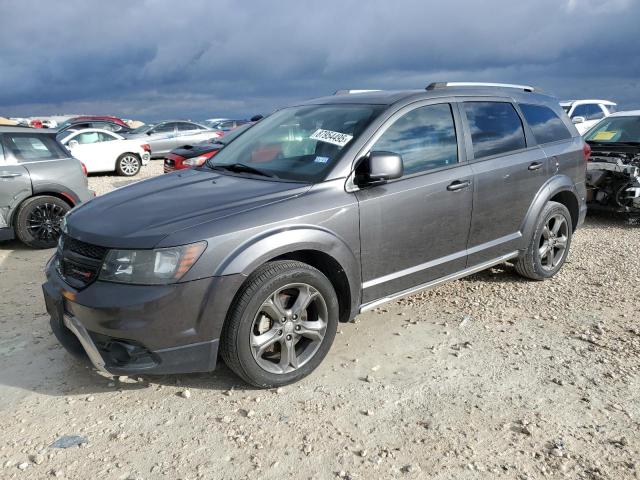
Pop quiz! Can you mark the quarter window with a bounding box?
[463,102,527,159]
[519,104,572,145]
[372,104,458,175]
[572,104,604,121]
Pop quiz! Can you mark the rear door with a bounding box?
[175,122,208,146]
[519,103,582,196]
[148,123,178,155]
[0,136,31,229]
[356,100,473,304]
[461,99,549,265]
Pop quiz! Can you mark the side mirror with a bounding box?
[67,140,79,149]
[572,116,585,124]
[355,151,403,186]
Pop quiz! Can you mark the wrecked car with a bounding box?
[584,111,640,214]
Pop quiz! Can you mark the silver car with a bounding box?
[124,120,221,158]
[0,127,93,248]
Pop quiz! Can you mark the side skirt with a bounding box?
[359,251,519,313]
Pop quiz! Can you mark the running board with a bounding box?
[359,252,519,313]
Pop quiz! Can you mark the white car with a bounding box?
[59,129,151,176]
[560,99,617,135]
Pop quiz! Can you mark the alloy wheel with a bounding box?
[120,155,140,175]
[250,283,328,374]
[538,213,568,271]
[27,202,66,241]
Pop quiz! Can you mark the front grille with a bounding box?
[62,234,107,259]
[57,234,107,289]
[164,158,175,173]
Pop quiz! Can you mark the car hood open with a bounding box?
[66,168,310,249]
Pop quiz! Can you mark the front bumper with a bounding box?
[43,260,245,375]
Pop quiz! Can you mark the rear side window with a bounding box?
[373,103,458,175]
[519,104,572,144]
[5,133,66,161]
[463,102,526,159]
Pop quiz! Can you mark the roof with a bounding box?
[0,126,58,133]
[609,110,640,117]
[560,99,617,106]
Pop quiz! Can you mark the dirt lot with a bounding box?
[1,159,638,479]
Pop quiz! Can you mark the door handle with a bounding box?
[0,172,22,178]
[447,180,471,191]
[528,162,544,171]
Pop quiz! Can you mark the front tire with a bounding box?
[116,153,141,176]
[221,261,339,387]
[14,195,70,248]
[515,201,573,280]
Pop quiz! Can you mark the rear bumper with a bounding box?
[43,260,245,375]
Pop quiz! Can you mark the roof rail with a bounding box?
[426,82,539,93]
[334,89,382,95]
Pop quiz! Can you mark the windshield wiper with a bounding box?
[211,163,277,178]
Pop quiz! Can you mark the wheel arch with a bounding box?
[520,175,580,247]
[214,226,361,323]
[9,188,76,226]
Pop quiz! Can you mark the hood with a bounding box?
[172,143,221,159]
[66,168,310,249]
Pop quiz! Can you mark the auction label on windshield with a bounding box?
[310,129,353,147]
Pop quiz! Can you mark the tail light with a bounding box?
[141,144,151,152]
[582,142,591,163]
[183,150,217,167]
[81,162,88,176]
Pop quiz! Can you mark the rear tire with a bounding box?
[515,201,572,280]
[221,260,339,388]
[116,153,141,176]
[14,195,70,248]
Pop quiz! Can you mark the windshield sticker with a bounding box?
[591,131,617,141]
[314,156,329,164]
[310,129,353,147]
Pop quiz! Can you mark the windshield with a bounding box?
[205,104,383,182]
[584,116,640,143]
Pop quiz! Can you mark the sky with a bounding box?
[1,0,639,122]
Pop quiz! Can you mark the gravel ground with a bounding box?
[0,169,638,479]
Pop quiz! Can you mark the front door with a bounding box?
[356,102,473,305]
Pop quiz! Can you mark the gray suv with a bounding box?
[43,83,587,387]
[1,127,93,248]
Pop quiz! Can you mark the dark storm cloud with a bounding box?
[0,0,638,120]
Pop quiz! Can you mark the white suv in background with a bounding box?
[560,99,617,134]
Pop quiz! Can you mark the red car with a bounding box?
[164,123,253,173]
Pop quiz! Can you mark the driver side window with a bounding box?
[373,103,458,175]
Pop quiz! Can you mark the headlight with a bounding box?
[99,242,206,285]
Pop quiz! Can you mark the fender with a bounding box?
[31,182,80,205]
[214,225,361,316]
[520,174,579,249]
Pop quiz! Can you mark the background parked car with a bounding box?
[163,123,253,173]
[57,118,133,136]
[124,120,221,158]
[584,110,640,214]
[0,126,93,248]
[59,129,151,176]
[560,99,617,134]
